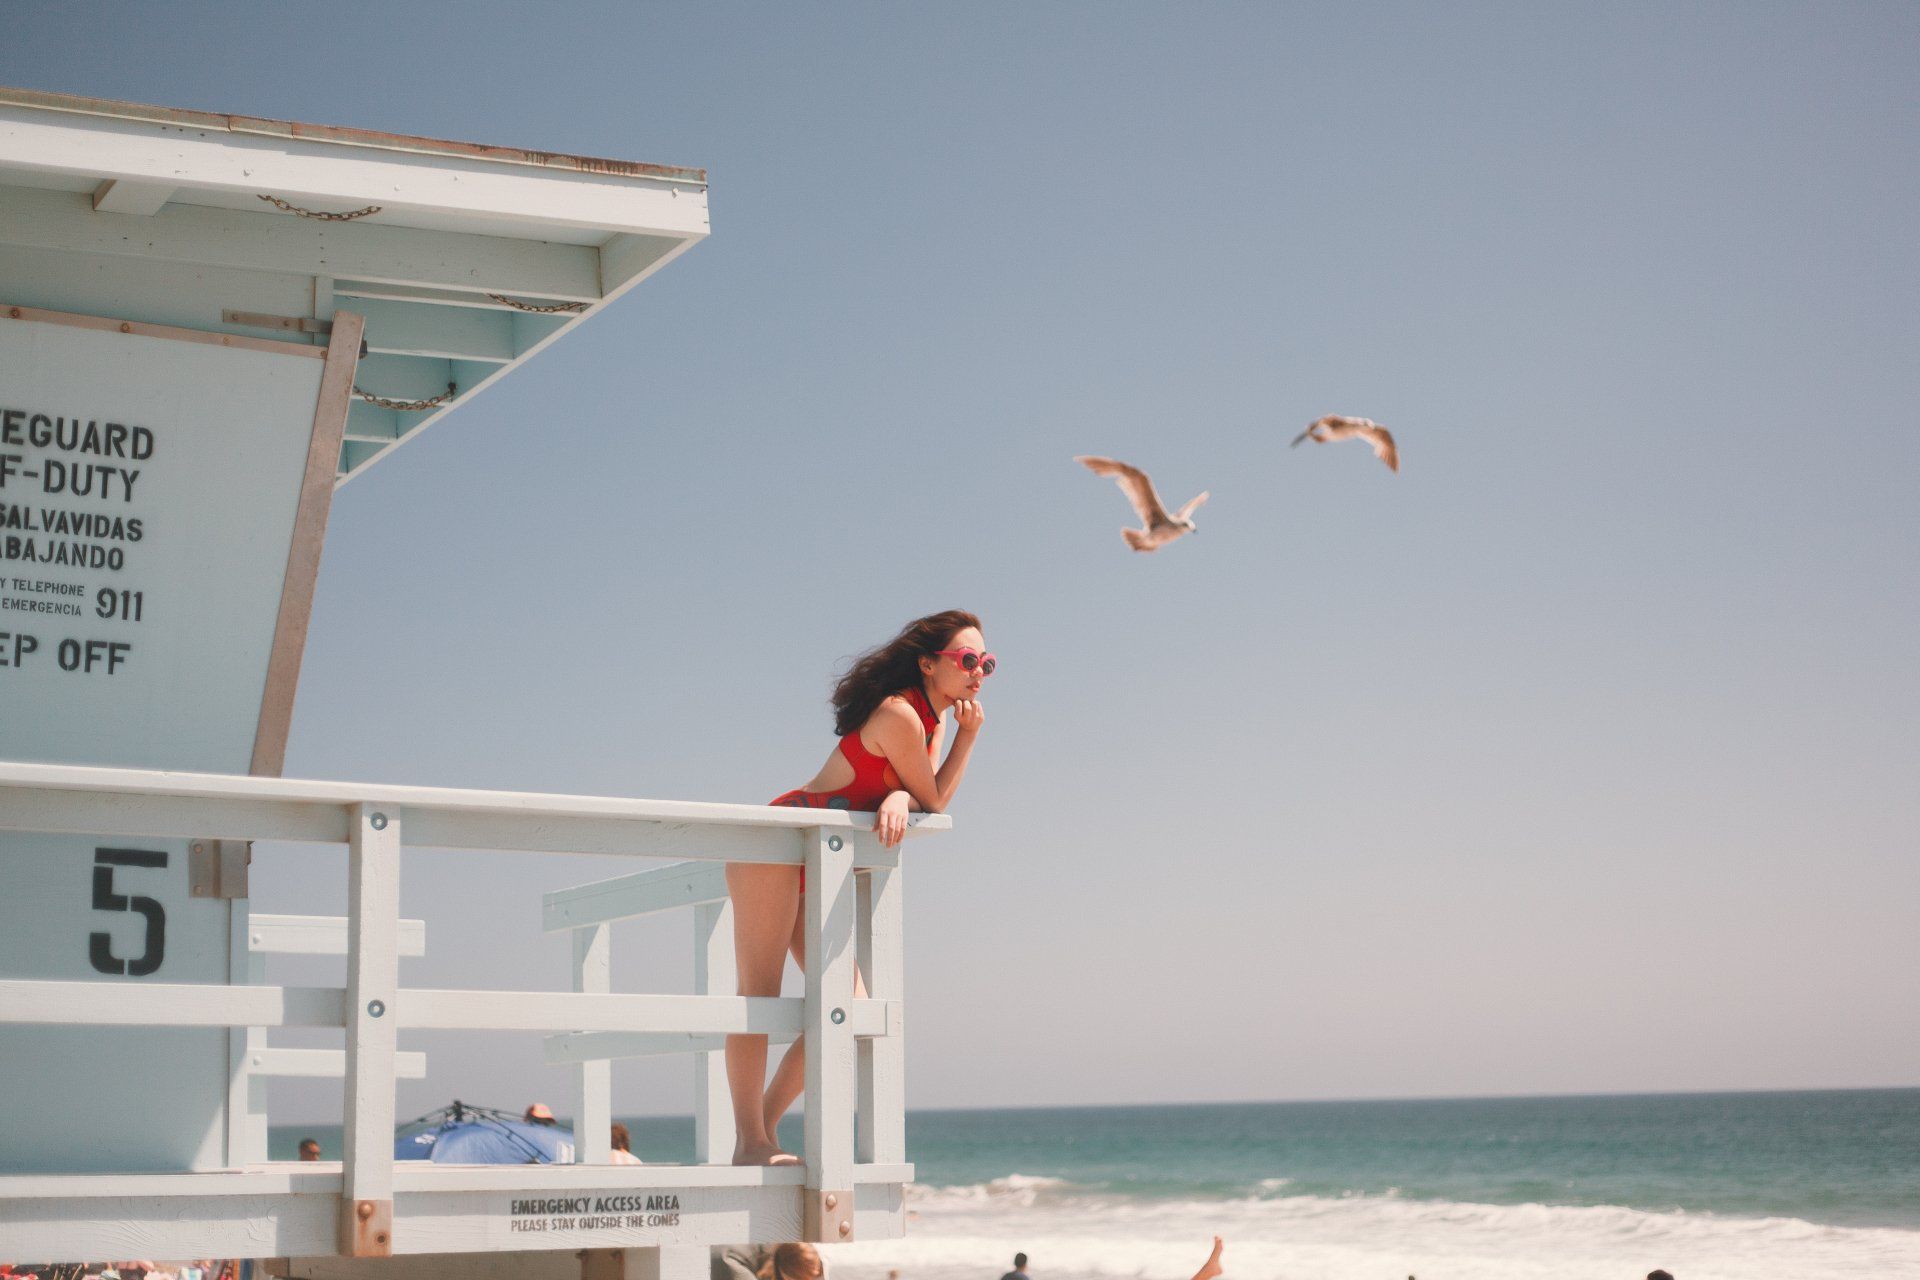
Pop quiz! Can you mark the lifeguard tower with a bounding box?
[0,88,933,1280]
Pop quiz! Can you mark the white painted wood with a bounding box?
[0,1182,904,1262]
[250,912,427,956]
[0,1168,345,1197]
[0,241,313,337]
[631,1245,708,1280]
[399,990,801,1034]
[227,905,270,1168]
[543,1000,894,1063]
[549,1031,743,1062]
[0,1189,340,1261]
[344,400,402,443]
[249,1047,428,1079]
[356,297,516,362]
[598,235,686,292]
[341,804,401,1210]
[332,281,551,309]
[803,827,857,1239]
[0,759,936,1256]
[0,759,945,852]
[545,862,728,931]
[0,187,603,301]
[0,101,711,238]
[0,759,952,840]
[572,924,614,1164]
[692,899,736,1164]
[272,1251,583,1280]
[856,867,907,1164]
[0,1160,908,1199]
[0,978,345,1026]
[90,177,176,215]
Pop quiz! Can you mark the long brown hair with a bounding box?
[831,609,981,737]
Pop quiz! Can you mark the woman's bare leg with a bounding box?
[1191,1237,1225,1280]
[761,907,867,1138]
[725,863,803,1165]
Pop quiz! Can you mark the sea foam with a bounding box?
[830,1176,1920,1280]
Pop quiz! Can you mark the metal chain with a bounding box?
[486,292,588,314]
[354,382,457,412]
[257,194,383,222]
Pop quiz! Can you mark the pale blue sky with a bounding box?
[5,2,1915,1121]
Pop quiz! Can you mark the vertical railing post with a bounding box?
[856,864,906,1164]
[225,907,269,1167]
[340,803,399,1257]
[692,898,736,1164]
[573,922,613,1163]
[803,826,856,1242]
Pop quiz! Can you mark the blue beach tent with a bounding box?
[394,1100,575,1164]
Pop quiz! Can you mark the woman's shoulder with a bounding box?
[860,692,923,733]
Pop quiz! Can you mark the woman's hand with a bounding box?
[874,790,911,848]
[953,697,985,735]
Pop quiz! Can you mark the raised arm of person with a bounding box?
[882,697,983,812]
[1190,1237,1224,1280]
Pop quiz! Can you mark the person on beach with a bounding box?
[759,1245,823,1280]
[297,1138,321,1161]
[1189,1238,1224,1280]
[610,1121,642,1164]
[728,610,991,1165]
[999,1255,1030,1280]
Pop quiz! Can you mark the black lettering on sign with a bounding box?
[88,847,168,977]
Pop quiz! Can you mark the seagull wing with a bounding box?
[1358,424,1399,472]
[1175,491,1210,521]
[1075,455,1171,525]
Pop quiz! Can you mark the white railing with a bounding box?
[0,760,941,1262]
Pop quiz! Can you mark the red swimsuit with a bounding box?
[769,686,941,813]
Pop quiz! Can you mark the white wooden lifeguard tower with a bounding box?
[0,88,933,1280]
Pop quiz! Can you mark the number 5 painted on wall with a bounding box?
[89,847,168,977]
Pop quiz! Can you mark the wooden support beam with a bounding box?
[249,913,426,957]
[91,178,176,215]
[0,978,345,1027]
[803,827,857,1243]
[693,899,736,1164]
[356,297,516,362]
[248,1047,429,1079]
[0,186,603,301]
[857,866,907,1164]
[571,924,614,1164]
[543,999,895,1064]
[0,100,711,239]
[545,862,729,931]
[340,804,399,1256]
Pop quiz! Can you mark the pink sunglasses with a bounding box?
[934,647,997,676]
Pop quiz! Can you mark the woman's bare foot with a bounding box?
[1191,1237,1225,1280]
[731,1139,800,1167]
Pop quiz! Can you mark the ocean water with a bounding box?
[272,1088,1920,1280]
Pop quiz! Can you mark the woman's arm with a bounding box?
[869,698,982,814]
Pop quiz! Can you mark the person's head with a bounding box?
[297,1139,321,1161]
[1647,1272,1674,1280]
[610,1122,632,1153]
[1013,1255,1028,1272]
[831,610,989,736]
[524,1102,556,1126]
[758,1244,822,1280]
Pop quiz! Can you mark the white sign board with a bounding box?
[0,308,351,1173]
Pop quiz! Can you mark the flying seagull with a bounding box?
[1075,455,1209,552]
[1291,415,1400,472]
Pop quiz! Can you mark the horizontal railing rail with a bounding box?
[0,758,936,1257]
